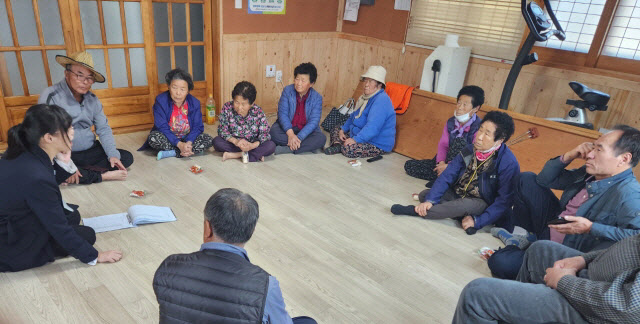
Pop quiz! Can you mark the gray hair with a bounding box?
[204,188,259,244]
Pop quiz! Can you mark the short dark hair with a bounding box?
[204,188,259,244]
[165,68,194,91]
[294,62,317,84]
[231,81,257,104]
[480,110,515,142]
[3,104,72,160]
[611,125,640,167]
[457,85,485,108]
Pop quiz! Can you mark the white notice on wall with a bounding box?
[344,0,360,22]
[394,0,411,11]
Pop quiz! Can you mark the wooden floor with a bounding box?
[0,124,503,324]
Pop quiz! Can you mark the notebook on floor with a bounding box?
[82,205,176,233]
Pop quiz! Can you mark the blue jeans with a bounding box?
[488,172,562,279]
[453,241,589,324]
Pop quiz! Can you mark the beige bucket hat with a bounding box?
[56,51,106,83]
[360,65,386,85]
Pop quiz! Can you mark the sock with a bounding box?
[324,145,342,155]
[157,150,177,160]
[492,227,536,248]
[505,236,534,249]
[490,227,513,245]
[390,204,420,216]
[512,226,528,236]
[274,145,293,155]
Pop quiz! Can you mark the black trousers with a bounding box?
[51,204,96,257]
[70,141,134,184]
[488,172,563,279]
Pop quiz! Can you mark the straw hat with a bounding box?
[360,65,386,85]
[56,51,105,83]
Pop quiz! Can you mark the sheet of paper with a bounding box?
[83,213,133,233]
[394,0,411,11]
[344,0,360,22]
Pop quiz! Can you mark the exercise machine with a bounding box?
[499,0,566,110]
[498,0,609,129]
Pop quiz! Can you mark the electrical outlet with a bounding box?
[266,65,276,77]
[275,70,282,82]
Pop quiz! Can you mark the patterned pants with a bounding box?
[329,126,382,158]
[403,137,468,180]
[147,131,214,156]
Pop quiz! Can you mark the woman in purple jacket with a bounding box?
[139,68,214,160]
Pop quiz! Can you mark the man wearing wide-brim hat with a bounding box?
[38,51,134,184]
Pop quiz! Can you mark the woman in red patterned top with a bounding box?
[212,81,275,162]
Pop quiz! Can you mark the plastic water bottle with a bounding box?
[206,94,216,124]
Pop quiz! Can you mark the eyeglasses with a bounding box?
[66,69,96,84]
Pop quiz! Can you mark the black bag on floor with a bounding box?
[321,98,354,132]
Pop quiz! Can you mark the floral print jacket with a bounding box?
[217,101,271,143]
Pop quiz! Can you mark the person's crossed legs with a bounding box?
[391,188,487,220]
[453,240,588,324]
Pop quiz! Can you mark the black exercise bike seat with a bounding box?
[569,81,610,106]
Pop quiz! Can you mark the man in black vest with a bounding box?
[153,188,316,324]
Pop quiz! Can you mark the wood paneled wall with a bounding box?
[221,32,640,130]
[222,32,338,113]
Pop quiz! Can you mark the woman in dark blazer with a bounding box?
[139,68,214,160]
[0,104,122,272]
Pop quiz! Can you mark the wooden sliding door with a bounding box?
[0,0,213,147]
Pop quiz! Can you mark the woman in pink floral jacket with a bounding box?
[212,81,275,162]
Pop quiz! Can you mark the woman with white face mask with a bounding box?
[391,111,520,235]
[404,86,485,186]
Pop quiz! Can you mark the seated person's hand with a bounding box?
[548,215,592,234]
[343,138,357,146]
[98,250,123,263]
[563,142,594,162]
[65,171,82,184]
[183,141,195,156]
[415,201,433,217]
[237,139,252,152]
[339,129,347,141]
[461,215,474,230]
[287,134,301,151]
[553,256,586,272]
[544,266,577,290]
[434,162,448,176]
[109,157,126,170]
